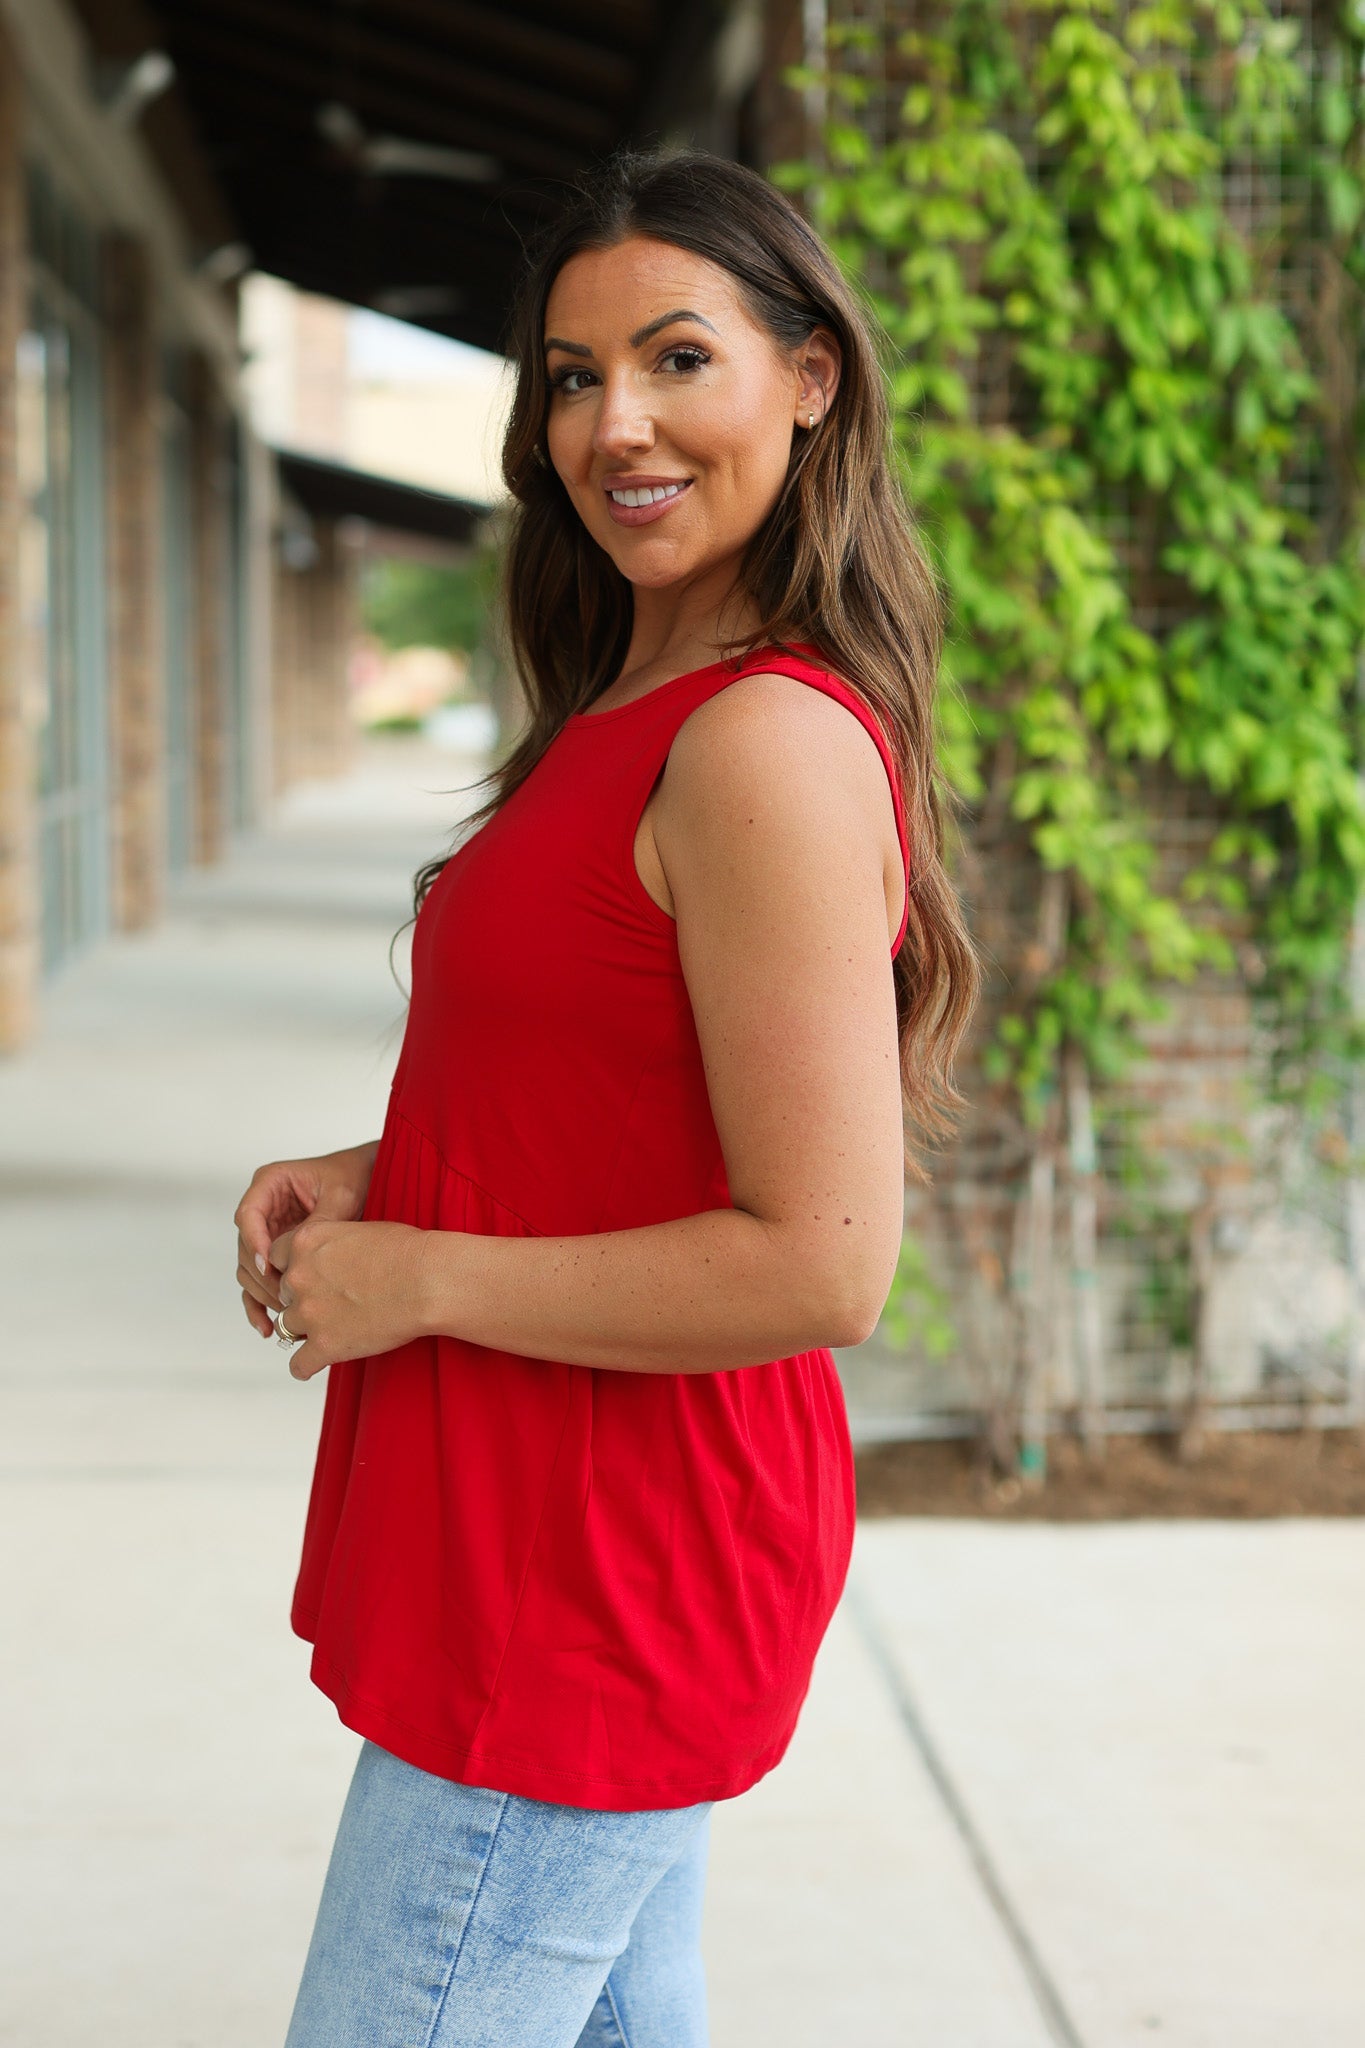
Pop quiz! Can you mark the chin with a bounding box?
[600,538,699,587]
[622,557,702,590]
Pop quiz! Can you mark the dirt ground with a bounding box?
[855,1424,1365,1519]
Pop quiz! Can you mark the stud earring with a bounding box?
[808,411,817,428]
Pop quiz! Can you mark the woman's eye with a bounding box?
[552,368,596,395]
[662,346,709,374]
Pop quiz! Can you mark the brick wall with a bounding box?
[189,351,230,864]
[756,0,814,171]
[270,516,358,794]
[838,774,1352,1446]
[102,232,164,931]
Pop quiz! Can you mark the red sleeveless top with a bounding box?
[291,644,912,1810]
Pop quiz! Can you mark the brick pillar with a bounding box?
[269,540,297,797]
[269,512,357,796]
[103,232,164,928]
[316,517,358,778]
[189,352,228,862]
[238,427,276,823]
[0,22,37,1052]
[757,0,815,169]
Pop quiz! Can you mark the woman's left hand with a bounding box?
[266,1218,432,1380]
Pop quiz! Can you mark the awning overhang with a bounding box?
[274,448,489,548]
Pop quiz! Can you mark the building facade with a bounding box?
[0,0,256,1047]
[0,0,491,1054]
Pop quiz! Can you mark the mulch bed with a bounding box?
[855,1425,1365,1519]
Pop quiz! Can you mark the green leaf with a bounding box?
[1323,164,1364,238]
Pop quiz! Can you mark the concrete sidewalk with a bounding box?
[2,733,1361,2047]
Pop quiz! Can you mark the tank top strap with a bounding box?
[600,643,913,956]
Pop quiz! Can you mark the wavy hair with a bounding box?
[410,148,979,1169]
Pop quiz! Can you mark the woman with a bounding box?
[234,149,977,2047]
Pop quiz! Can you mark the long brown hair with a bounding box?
[412,148,979,1169]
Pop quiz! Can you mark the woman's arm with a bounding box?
[413,675,908,1374]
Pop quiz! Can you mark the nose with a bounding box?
[591,369,654,458]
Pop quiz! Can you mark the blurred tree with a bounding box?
[361,552,494,655]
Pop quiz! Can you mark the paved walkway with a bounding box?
[1,733,1361,2047]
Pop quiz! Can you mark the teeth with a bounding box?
[609,483,685,507]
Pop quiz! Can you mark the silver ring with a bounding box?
[275,1310,301,1347]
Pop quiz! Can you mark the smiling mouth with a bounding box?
[602,477,693,528]
[606,480,691,507]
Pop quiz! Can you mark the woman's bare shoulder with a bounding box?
[662,668,895,826]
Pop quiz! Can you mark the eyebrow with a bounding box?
[630,308,718,347]
[543,308,719,358]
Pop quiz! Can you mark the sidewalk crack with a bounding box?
[844,1572,1089,2048]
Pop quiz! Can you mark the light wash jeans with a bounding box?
[285,1739,714,2048]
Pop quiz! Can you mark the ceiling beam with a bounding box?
[376,0,636,98]
[156,0,620,144]
[233,208,521,299]
[183,117,553,245]
[436,0,659,49]
[257,247,513,349]
[247,219,517,299]
[157,17,587,180]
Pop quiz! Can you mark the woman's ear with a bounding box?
[794,326,842,429]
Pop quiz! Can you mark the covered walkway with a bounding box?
[1,733,1362,2045]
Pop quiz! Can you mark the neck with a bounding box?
[618,559,761,686]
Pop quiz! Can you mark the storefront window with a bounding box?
[22,162,108,973]
[162,349,197,873]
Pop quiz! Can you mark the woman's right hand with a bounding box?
[235,1140,381,1339]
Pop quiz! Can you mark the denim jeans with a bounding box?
[284,1740,714,2047]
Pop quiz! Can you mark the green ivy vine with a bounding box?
[777,0,1365,1130]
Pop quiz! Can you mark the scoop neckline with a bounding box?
[566,643,821,726]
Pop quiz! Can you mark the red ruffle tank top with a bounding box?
[291,643,912,1810]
